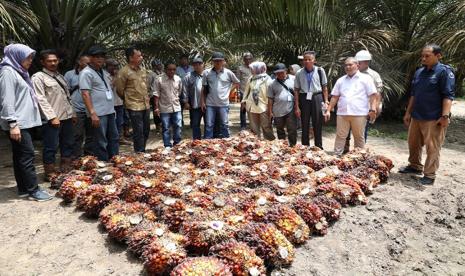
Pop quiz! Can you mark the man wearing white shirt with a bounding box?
[324,57,377,155]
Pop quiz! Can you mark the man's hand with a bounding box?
[200,102,206,113]
[154,108,160,117]
[90,113,100,128]
[294,107,301,118]
[184,103,190,110]
[324,110,331,122]
[368,110,377,123]
[50,117,60,128]
[9,126,21,142]
[436,116,450,128]
[72,116,78,125]
[403,112,411,128]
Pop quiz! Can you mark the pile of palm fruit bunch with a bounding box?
[56,131,393,275]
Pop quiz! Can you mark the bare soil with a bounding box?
[1,103,464,276]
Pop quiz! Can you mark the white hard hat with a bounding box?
[355,50,372,61]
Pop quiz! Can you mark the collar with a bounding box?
[43,68,58,76]
[213,67,224,73]
[424,62,440,72]
[193,71,203,77]
[346,70,361,79]
[129,64,141,71]
[304,67,315,73]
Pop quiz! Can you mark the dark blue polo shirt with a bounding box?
[411,62,455,121]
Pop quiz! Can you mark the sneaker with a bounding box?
[419,176,435,185]
[398,166,422,174]
[29,189,53,202]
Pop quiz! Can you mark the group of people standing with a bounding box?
[0,42,455,201]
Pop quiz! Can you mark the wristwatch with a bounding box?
[369,109,376,113]
[441,114,450,119]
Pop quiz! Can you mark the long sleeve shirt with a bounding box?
[115,64,150,111]
[242,74,272,114]
[153,74,183,113]
[32,68,75,121]
[0,66,42,130]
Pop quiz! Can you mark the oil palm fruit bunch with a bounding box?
[210,239,266,276]
[92,167,123,185]
[291,196,328,236]
[76,184,120,217]
[363,155,393,182]
[170,256,232,276]
[263,204,310,244]
[58,175,93,203]
[50,170,87,189]
[142,231,188,275]
[120,176,154,203]
[313,166,342,185]
[99,201,157,242]
[237,222,295,267]
[181,220,236,254]
[73,155,105,171]
[312,195,342,222]
[350,166,381,190]
[127,221,170,256]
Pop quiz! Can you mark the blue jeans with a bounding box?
[160,112,182,147]
[205,106,229,139]
[114,105,124,138]
[42,118,74,164]
[91,113,119,161]
[128,109,150,152]
[190,108,205,140]
[8,128,39,194]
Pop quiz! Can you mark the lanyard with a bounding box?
[305,69,314,91]
[41,70,73,105]
[90,67,109,90]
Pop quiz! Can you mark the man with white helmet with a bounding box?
[344,50,383,152]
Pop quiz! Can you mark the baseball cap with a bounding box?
[212,52,225,61]
[192,57,203,63]
[87,45,107,56]
[273,63,287,73]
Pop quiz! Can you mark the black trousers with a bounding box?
[8,128,39,194]
[128,109,150,152]
[299,93,323,149]
[274,110,298,146]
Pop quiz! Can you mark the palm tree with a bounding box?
[0,0,37,44]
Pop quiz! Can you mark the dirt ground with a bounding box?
[0,103,464,276]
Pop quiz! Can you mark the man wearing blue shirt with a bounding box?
[399,44,455,185]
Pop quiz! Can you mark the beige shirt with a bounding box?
[32,69,75,121]
[153,74,182,113]
[236,64,252,92]
[115,64,149,111]
[242,74,272,114]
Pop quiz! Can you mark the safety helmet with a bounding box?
[355,50,372,61]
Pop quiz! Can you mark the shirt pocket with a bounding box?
[44,79,60,93]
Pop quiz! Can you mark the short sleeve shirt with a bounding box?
[65,69,86,113]
[79,66,115,117]
[294,66,327,96]
[153,74,183,113]
[267,75,295,117]
[331,71,377,116]
[410,63,455,120]
[202,68,239,107]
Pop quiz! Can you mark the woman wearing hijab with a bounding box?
[241,61,275,140]
[288,64,301,76]
[0,44,53,201]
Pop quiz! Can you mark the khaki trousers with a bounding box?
[248,111,276,141]
[408,119,447,179]
[334,115,367,154]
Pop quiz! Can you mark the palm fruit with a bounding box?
[170,256,232,276]
[291,196,328,235]
[92,167,123,185]
[99,201,157,242]
[237,222,295,267]
[127,221,170,256]
[76,184,120,217]
[58,175,93,203]
[120,176,154,203]
[299,150,331,171]
[183,191,212,208]
[312,195,342,222]
[72,155,105,171]
[142,232,188,275]
[350,166,381,190]
[363,155,393,182]
[210,239,266,276]
[263,204,310,244]
[181,220,236,254]
[313,166,342,185]
[317,179,367,206]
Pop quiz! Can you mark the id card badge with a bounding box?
[106,89,113,100]
[306,92,313,100]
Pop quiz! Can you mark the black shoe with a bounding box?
[419,176,435,185]
[398,166,422,174]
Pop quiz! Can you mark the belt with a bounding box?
[300,92,322,96]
